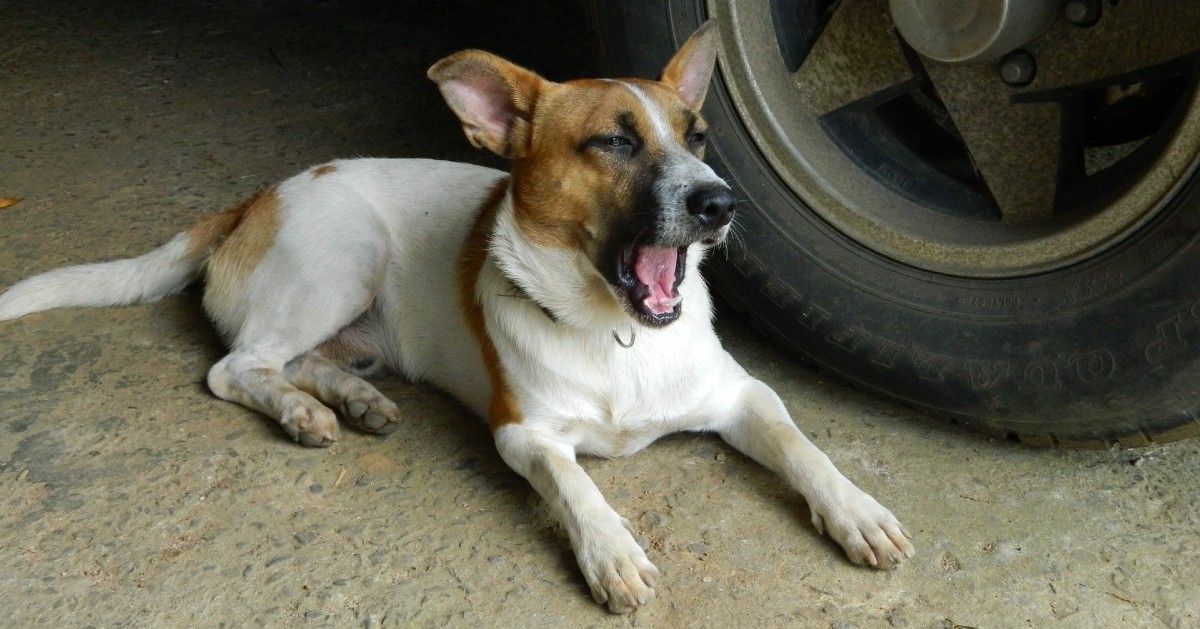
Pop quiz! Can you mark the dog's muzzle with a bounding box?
[612,183,735,327]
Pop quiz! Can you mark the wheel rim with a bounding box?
[707,0,1200,278]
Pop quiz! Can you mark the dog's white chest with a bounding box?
[534,373,706,457]
[492,306,734,458]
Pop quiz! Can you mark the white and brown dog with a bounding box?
[0,22,912,613]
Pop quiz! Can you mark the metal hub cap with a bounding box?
[889,0,1058,62]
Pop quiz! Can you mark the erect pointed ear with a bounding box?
[660,20,720,111]
[427,50,547,159]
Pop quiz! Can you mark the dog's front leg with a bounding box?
[493,424,659,613]
[717,380,915,568]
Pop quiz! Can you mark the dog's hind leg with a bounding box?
[284,349,400,435]
[200,180,398,445]
[204,264,385,446]
[206,305,386,446]
[208,345,342,447]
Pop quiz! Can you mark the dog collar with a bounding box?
[499,274,638,348]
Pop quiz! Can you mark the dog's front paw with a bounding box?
[812,482,914,569]
[577,526,660,614]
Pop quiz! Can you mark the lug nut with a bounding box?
[1065,0,1101,26]
[1000,50,1037,87]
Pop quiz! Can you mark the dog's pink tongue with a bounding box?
[634,246,680,315]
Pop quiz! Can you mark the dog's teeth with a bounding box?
[642,294,683,315]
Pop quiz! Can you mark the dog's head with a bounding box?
[429,22,732,328]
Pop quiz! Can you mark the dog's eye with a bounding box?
[687,131,707,146]
[583,134,637,155]
[603,135,632,148]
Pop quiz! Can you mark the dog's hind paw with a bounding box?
[813,482,915,570]
[341,392,400,435]
[280,403,339,447]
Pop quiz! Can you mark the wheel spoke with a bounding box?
[923,60,1063,223]
[793,0,915,116]
[1028,2,1200,91]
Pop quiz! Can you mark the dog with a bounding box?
[0,21,912,613]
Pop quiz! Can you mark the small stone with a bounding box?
[640,511,667,528]
[687,543,710,554]
[666,492,693,508]
[304,609,322,619]
[309,483,324,494]
[887,615,909,627]
[295,531,317,546]
[265,555,291,568]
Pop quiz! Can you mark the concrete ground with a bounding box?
[2,1,1198,627]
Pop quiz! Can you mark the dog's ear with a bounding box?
[660,20,719,111]
[428,51,546,159]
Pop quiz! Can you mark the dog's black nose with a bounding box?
[686,186,735,227]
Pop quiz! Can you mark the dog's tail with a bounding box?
[0,195,251,321]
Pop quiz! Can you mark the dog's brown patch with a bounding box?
[184,190,268,260]
[202,188,280,301]
[311,164,337,178]
[509,80,639,253]
[458,177,524,430]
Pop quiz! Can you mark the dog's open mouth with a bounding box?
[618,245,686,325]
